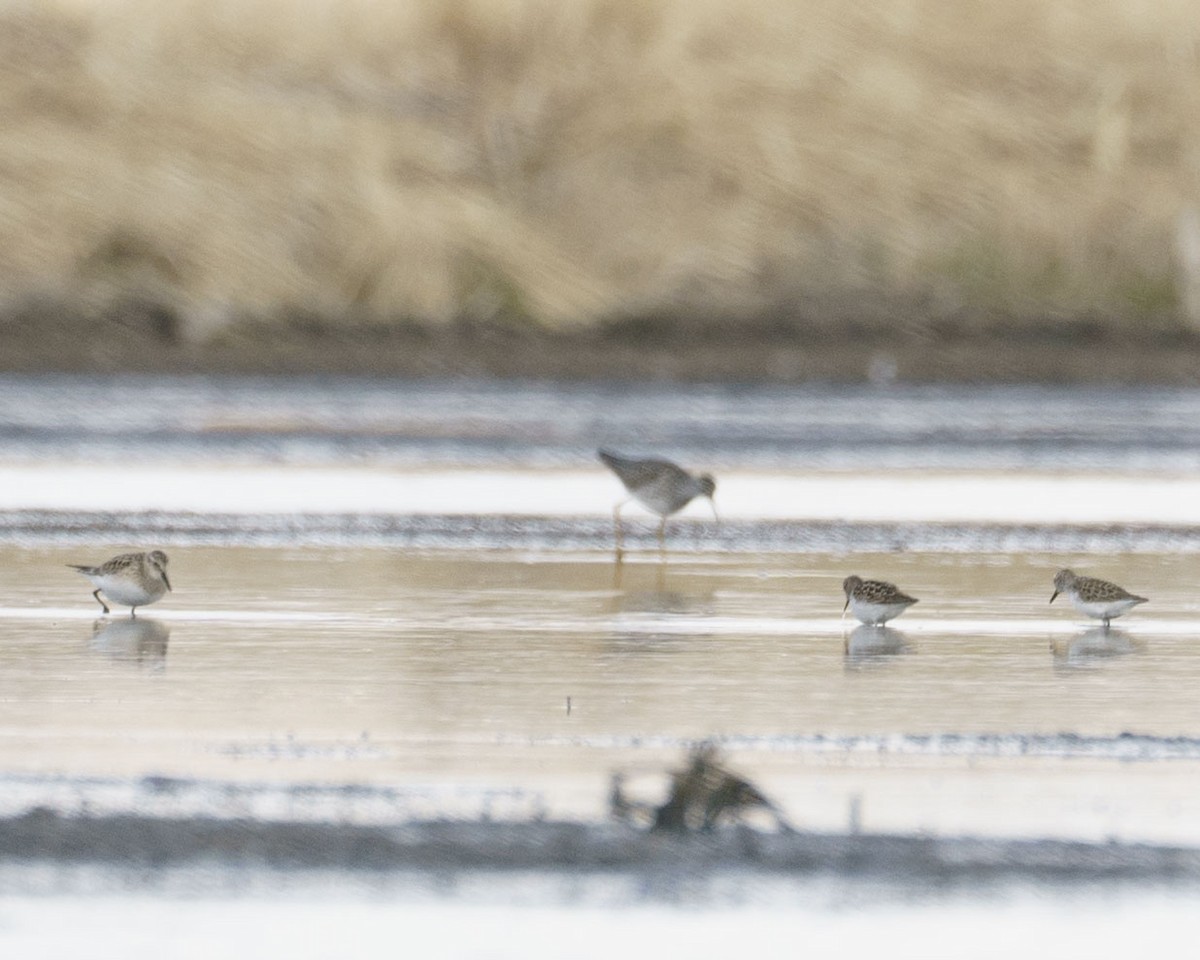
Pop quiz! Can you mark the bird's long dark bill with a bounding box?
[1049,590,1058,604]
[164,573,173,592]
[842,598,850,613]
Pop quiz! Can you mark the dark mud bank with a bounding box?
[5,809,1200,882]
[7,311,1200,384]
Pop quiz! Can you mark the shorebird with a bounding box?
[68,550,172,617]
[652,742,789,833]
[1050,568,1146,628]
[597,450,717,555]
[842,575,918,625]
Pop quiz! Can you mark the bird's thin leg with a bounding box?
[657,517,667,557]
[92,589,110,615]
[131,606,138,620]
[613,500,628,561]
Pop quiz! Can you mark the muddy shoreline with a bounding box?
[5,312,1200,383]
[5,808,1199,880]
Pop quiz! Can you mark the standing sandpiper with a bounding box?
[842,575,918,625]
[598,450,717,556]
[68,550,172,617]
[1050,569,1146,628]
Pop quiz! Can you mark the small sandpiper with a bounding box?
[1050,568,1146,628]
[598,450,717,555]
[68,550,172,617]
[842,575,918,625]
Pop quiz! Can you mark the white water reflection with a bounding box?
[1050,627,1144,672]
[6,463,1200,525]
[87,618,170,670]
[2,870,1198,960]
[843,624,911,668]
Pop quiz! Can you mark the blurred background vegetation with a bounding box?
[3,0,1200,375]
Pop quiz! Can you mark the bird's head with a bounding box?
[1050,568,1075,604]
[148,550,172,592]
[842,575,863,612]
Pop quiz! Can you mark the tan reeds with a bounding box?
[3,0,1200,339]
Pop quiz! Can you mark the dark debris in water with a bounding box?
[779,731,1200,761]
[514,731,1200,762]
[583,732,1200,763]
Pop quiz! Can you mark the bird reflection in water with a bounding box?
[609,575,717,645]
[1051,626,1142,672]
[608,551,715,627]
[88,617,170,670]
[843,624,911,669]
[611,549,671,593]
[617,589,699,617]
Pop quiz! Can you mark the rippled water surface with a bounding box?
[5,373,1200,471]
[3,544,1199,841]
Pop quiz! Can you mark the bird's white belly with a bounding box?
[90,574,162,607]
[848,598,911,625]
[631,478,686,517]
[1071,596,1141,621]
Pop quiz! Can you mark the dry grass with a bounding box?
[3,0,1200,342]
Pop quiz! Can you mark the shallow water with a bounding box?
[3,544,1199,843]
[2,864,1199,960]
[1,867,1196,960]
[5,373,1200,472]
[4,375,1200,951]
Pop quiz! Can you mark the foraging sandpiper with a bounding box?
[1050,568,1146,628]
[842,575,918,625]
[598,450,717,555]
[68,550,172,617]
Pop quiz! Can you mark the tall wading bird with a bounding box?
[597,450,717,557]
[842,575,919,625]
[68,550,172,617]
[1050,569,1147,628]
